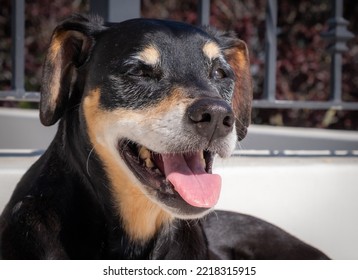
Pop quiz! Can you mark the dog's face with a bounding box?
[40,15,252,239]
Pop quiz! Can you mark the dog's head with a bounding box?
[40,15,252,239]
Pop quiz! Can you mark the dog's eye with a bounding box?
[126,65,161,80]
[211,67,227,80]
[127,68,145,77]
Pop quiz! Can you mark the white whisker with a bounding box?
[86,146,95,177]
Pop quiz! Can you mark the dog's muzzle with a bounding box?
[116,98,236,215]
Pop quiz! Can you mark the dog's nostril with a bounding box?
[187,98,234,141]
[188,110,212,124]
[202,113,211,123]
[223,115,234,128]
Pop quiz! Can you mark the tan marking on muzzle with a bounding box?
[144,87,190,116]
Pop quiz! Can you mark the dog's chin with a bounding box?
[117,139,220,219]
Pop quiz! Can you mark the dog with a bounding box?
[0,14,328,259]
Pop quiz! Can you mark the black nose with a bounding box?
[187,98,234,141]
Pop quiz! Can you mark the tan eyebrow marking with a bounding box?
[136,45,160,65]
[203,41,221,60]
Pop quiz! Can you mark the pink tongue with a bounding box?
[161,152,221,208]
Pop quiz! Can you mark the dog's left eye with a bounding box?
[126,65,161,81]
[211,68,227,80]
[211,67,227,80]
[127,68,145,77]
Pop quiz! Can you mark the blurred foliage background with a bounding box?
[0,0,357,129]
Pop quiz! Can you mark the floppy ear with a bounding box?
[40,15,103,126]
[207,29,253,141]
[223,38,253,141]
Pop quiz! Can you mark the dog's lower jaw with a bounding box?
[96,143,174,243]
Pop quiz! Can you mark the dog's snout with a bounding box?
[187,99,234,141]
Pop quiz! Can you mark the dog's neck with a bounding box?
[151,219,209,259]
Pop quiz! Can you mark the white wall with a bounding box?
[215,157,358,260]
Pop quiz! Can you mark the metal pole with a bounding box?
[263,0,277,101]
[322,0,354,102]
[90,0,140,22]
[11,0,25,98]
[198,0,210,26]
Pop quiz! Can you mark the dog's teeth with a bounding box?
[200,151,206,169]
[138,146,154,168]
[200,157,206,169]
[139,146,150,160]
[145,158,154,168]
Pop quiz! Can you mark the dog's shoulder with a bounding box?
[0,144,104,259]
[201,210,329,260]
[0,149,63,257]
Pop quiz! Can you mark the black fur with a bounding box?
[0,15,329,260]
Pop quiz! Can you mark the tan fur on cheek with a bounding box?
[83,89,173,242]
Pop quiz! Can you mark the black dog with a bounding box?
[0,15,328,259]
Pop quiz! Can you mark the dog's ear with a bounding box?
[223,37,252,141]
[40,14,104,126]
[208,29,253,141]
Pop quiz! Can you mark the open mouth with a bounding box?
[117,139,222,209]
